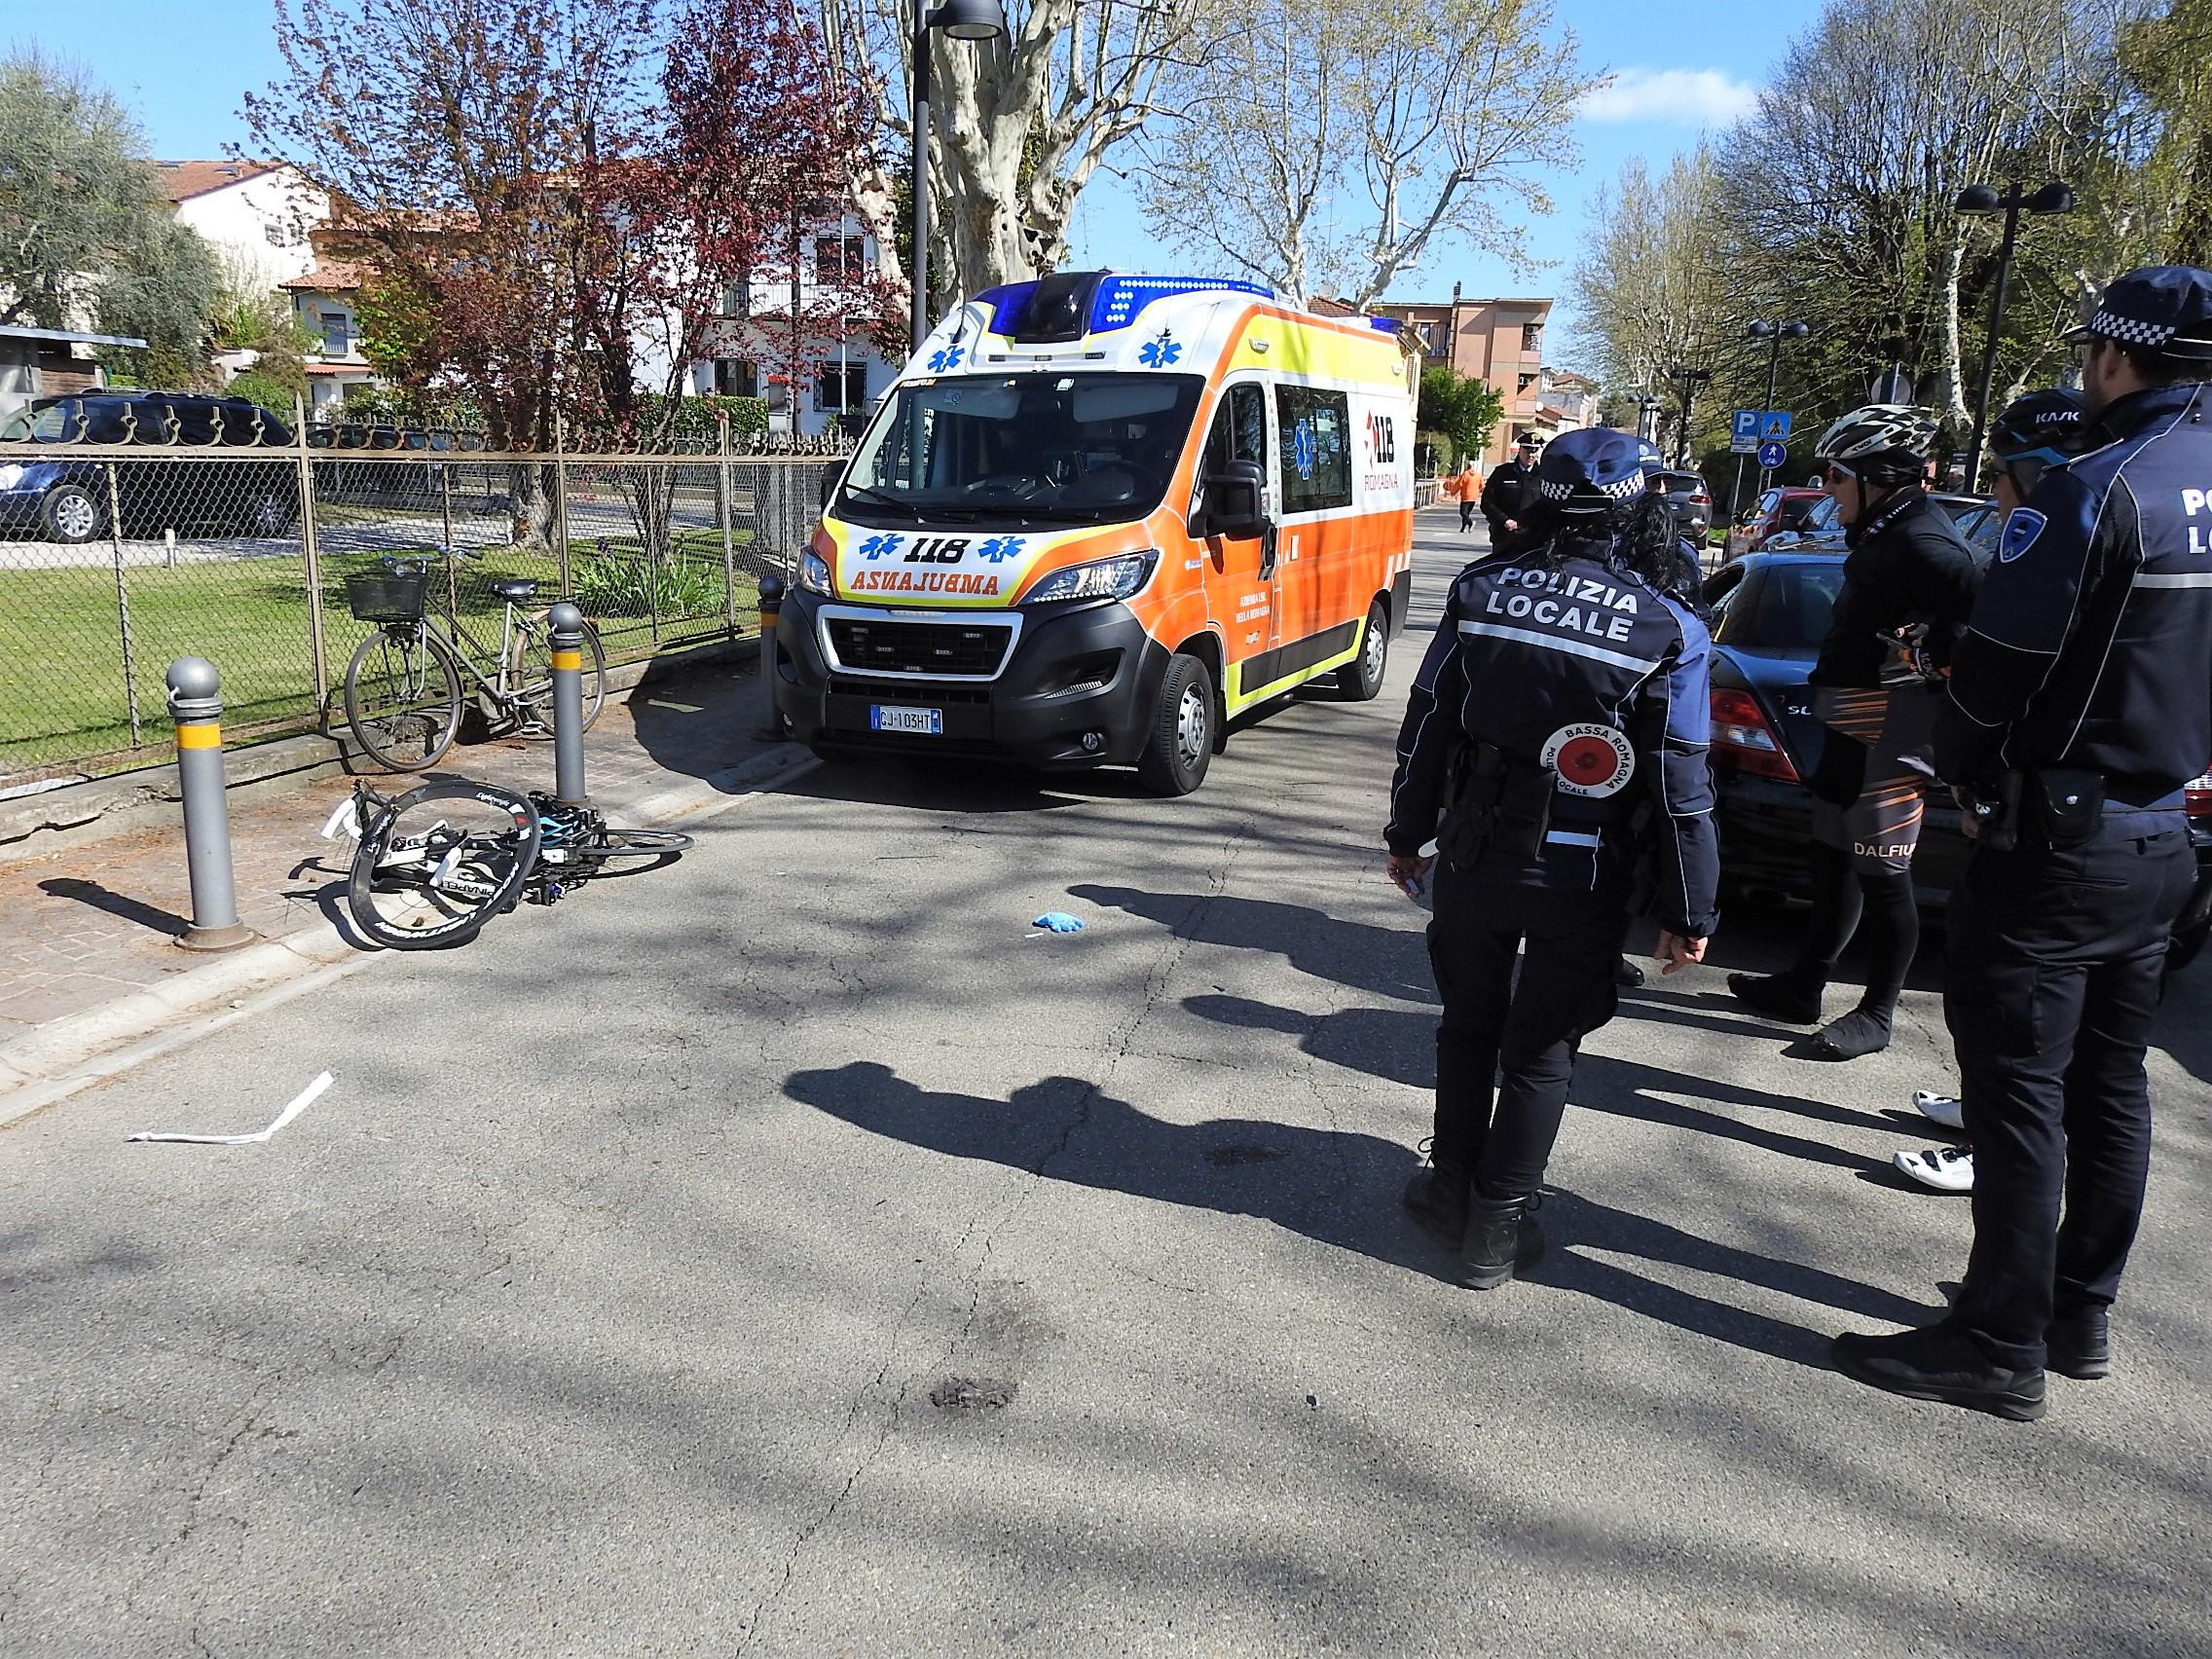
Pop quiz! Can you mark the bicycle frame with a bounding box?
[377,600,545,712]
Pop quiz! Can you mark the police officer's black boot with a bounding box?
[2046,1306,2111,1381]
[1402,1147,1471,1244]
[1459,1188,1543,1290]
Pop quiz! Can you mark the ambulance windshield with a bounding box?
[837,372,1204,528]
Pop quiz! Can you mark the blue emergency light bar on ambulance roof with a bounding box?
[976,272,1275,345]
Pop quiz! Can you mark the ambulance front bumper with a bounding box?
[774,590,1168,768]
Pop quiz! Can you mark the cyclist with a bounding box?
[1891,387,2090,1193]
[1728,404,1982,1060]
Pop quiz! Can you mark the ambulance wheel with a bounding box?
[1138,653,1213,796]
[1334,600,1389,700]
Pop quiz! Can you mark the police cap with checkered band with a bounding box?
[1535,426,1646,513]
[2061,265,2212,362]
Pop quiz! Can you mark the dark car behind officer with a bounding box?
[1383,426,1721,1290]
[1728,405,1983,1060]
[1479,434,1544,555]
[1833,265,2212,1421]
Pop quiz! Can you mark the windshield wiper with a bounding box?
[839,485,923,518]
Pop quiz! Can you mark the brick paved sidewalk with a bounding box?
[0,653,787,1050]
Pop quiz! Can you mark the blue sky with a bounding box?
[11,0,1820,371]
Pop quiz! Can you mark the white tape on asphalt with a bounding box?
[128,1070,335,1145]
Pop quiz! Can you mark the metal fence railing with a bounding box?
[0,432,843,789]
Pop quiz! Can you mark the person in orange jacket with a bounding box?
[1447,459,1481,532]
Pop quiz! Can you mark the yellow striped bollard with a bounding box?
[165,657,254,951]
[548,603,590,806]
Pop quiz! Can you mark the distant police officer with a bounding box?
[1480,433,1544,554]
[1833,267,2212,1421]
[1384,426,1721,1290]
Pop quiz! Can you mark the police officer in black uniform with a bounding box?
[1480,433,1544,555]
[1385,426,1721,1290]
[1833,266,2212,1420]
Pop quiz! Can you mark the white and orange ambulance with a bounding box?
[776,272,1417,793]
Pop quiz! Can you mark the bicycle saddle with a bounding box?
[488,578,540,601]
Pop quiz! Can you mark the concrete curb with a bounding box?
[0,740,819,1128]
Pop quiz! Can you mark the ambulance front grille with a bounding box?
[825,617,1014,678]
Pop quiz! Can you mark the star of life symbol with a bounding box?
[1138,331,1182,369]
[928,344,966,372]
[1541,722,1635,798]
[857,533,903,560]
[975,535,1025,563]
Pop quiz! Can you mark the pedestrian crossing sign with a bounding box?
[1761,412,1792,442]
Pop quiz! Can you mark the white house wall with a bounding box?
[172,169,328,290]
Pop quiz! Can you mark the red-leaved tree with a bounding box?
[248,0,898,549]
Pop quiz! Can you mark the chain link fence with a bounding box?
[0,424,842,789]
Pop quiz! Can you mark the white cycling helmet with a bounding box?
[1813,404,1939,479]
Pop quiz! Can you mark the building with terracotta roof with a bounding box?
[277,263,377,410]
[157,162,327,290]
[1369,290,1562,465]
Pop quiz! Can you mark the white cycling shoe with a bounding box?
[1895,1143,1974,1193]
[1913,1089,1965,1130]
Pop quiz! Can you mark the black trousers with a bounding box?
[1426,852,1624,1197]
[1945,825,2195,1370]
[1458,498,1476,531]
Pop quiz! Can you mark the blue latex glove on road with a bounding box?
[1032,911,1086,935]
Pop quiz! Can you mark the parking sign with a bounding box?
[1731,410,1760,454]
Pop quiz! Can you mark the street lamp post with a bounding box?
[1956,179,2076,490]
[1636,395,1662,446]
[1745,318,1808,497]
[1666,364,1712,467]
[909,0,1006,350]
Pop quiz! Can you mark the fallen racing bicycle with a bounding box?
[326,777,692,950]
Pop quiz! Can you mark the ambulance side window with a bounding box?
[1275,387,1350,514]
[1203,383,1268,473]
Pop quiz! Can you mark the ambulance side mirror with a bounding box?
[1197,459,1269,539]
[819,465,843,508]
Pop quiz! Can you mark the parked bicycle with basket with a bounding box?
[341,551,608,770]
[328,776,691,949]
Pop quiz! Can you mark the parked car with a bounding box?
[1760,490,2004,559]
[1653,468,1714,546]
[1723,486,1829,560]
[1700,548,2212,971]
[0,392,297,544]
[1760,491,1845,552]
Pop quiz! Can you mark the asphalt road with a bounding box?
[5,510,2209,1656]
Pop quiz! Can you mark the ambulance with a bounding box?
[775,271,1418,793]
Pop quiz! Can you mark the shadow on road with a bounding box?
[1070,884,1435,1005]
[784,1060,1896,1368]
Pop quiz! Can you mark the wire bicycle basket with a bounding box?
[345,569,429,623]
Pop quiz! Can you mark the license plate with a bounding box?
[869,704,943,735]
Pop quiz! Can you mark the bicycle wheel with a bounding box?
[347,779,541,950]
[566,827,694,877]
[345,627,464,770]
[508,612,607,735]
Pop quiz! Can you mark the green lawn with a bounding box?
[1,531,760,778]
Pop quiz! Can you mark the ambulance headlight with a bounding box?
[1022,551,1159,605]
[796,549,833,596]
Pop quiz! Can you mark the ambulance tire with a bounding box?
[1138,653,1214,796]
[1334,600,1389,700]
